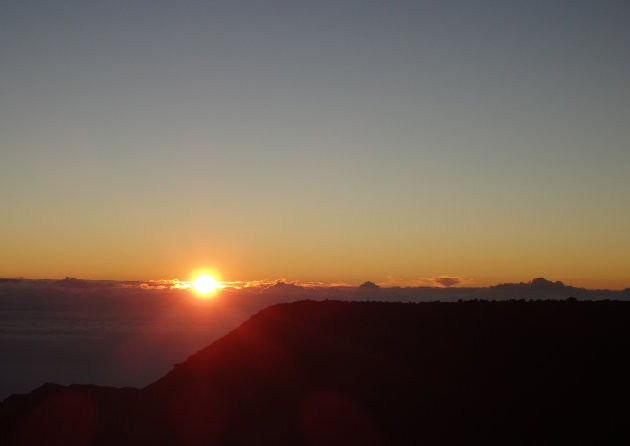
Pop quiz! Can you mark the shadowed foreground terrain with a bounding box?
[1,300,630,445]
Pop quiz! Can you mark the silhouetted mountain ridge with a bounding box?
[2,300,630,445]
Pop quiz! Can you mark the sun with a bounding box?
[193,274,220,294]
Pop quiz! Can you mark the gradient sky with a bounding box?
[1,0,629,288]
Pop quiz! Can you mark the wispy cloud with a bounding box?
[124,279,191,290]
[378,276,472,288]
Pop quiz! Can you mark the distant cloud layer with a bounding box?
[432,276,461,288]
[1,277,628,399]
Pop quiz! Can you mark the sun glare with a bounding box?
[193,274,220,294]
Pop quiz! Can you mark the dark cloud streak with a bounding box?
[432,276,461,288]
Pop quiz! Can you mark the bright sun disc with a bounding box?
[193,274,220,294]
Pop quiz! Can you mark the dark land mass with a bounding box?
[1,299,630,445]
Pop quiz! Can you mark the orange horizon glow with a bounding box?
[0,273,627,292]
[2,3,629,306]
[3,245,628,292]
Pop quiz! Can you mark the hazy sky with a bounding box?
[2,0,629,288]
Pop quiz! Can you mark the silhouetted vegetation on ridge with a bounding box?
[1,299,630,445]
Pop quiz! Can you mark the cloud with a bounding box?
[54,278,119,289]
[264,281,306,293]
[221,279,346,290]
[528,277,564,287]
[358,281,380,290]
[377,276,469,288]
[133,279,191,290]
[432,276,461,288]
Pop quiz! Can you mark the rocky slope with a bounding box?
[2,299,629,445]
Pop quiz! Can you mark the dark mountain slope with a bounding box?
[2,300,630,445]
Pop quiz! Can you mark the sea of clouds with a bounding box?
[1,277,627,399]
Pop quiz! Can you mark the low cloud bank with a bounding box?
[0,277,629,399]
[432,276,461,288]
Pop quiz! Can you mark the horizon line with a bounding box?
[2,276,628,292]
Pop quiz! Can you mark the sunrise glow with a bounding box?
[193,274,221,294]
[0,2,628,292]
